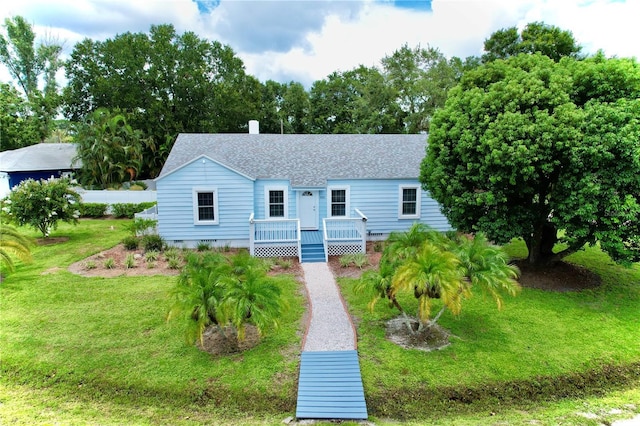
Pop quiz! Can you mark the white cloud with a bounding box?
[1,0,638,89]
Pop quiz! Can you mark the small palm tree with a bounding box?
[167,252,228,344]
[451,233,520,310]
[0,225,32,275]
[167,251,287,348]
[218,264,286,340]
[391,242,467,332]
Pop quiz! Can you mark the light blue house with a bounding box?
[155,131,450,262]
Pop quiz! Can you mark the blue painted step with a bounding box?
[296,350,368,420]
[301,243,325,263]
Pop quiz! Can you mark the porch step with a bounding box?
[301,243,325,263]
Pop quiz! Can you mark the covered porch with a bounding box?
[248,210,367,262]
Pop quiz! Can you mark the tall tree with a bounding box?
[308,65,403,134]
[0,83,39,151]
[0,16,62,142]
[421,53,640,266]
[382,44,461,133]
[64,24,260,177]
[482,22,582,63]
[73,109,152,189]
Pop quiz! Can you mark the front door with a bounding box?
[299,190,319,230]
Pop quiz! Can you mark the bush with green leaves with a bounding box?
[167,251,288,346]
[124,253,136,269]
[122,235,139,250]
[3,177,81,237]
[356,224,520,333]
[141,234,164,252]
[126,218,157,236]
[79,203,108,218]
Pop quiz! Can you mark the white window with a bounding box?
[328,186,350,217]
[193,188,219,225]
[265,186,288,218]
[399,185,421,219]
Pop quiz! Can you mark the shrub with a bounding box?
[122,236,139,250]
[276,259,293,270]
[142,234,164,252]
[4,177,81,237]
[339,254,354,267]
[126,218,157,236]
[79,203,108,218]
[164,247,180,261]
[124,253,136,269]
[196,241,211,252]
[167,258,182,269]
[145,251,159,262]
[85,260,97,270]
[111,203,139,219]
[352,253,369,269]
[104,258,115,269]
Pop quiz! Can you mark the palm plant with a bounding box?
[359,225,521,335]
[0,225,32,274]
[451,233,521,310]
[218,265,286,340]
[167,251,287,348]
[167,252,229,344]
[391,242,466,332]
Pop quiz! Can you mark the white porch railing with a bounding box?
[249,213,301,262]
[322,208,367,260]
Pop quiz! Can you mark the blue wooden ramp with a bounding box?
[296,350,368,420]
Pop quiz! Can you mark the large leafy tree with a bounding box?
[482,21,582,63]
[381,44,464,133]
[308,65,403,134]
[63,24,260,177]
[74,109,152,189]
[257,80,311,134]
[0,83,40,151]
[0,16,62,142]
[421,53,640,266]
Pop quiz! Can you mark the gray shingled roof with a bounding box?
[0,143,80,172]
[159,134,428,187]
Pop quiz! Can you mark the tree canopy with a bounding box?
[63,24,261,177]
[0,16,62,143]
[482,21,582,63]
[421,53,640,266]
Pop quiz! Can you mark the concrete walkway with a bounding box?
[301,262,356,351]
[296,262,367,420]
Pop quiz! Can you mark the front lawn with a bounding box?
[0,220,305,424]
[339,239,640,423]
[1,220,639,425]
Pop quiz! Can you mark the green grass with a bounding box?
[1,220,305,424]
[340,239,640,423]
[1,223,639,425]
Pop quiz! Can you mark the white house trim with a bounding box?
[264,185,289,219]
[192,187,219,225]
[156,155,255,183]
[327,185,350,218]
[398,184,421,219]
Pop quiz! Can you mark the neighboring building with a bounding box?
[155,129,450,262]
[0,143,79,197]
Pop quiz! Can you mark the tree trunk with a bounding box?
[526,222,558,266]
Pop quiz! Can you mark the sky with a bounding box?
[0,0,639,88]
